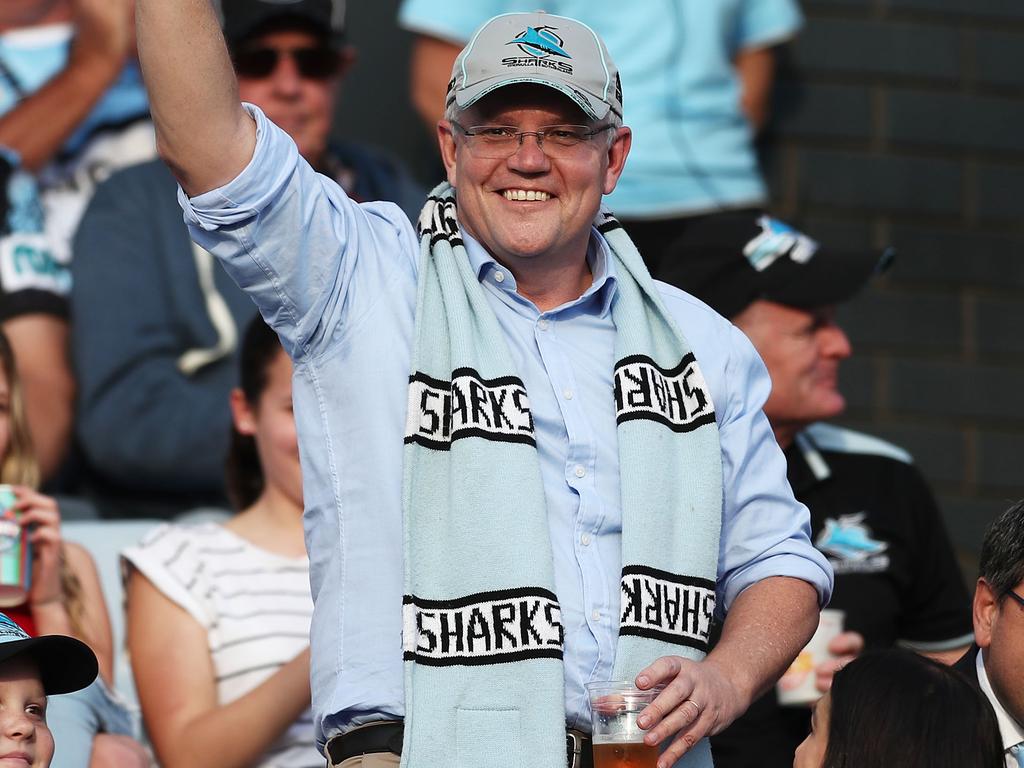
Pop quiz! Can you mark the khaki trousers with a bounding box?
[332,753,401,768]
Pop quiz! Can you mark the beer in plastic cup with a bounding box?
[0,486,30,607]
[586,681,663,768]
[776,608,845,706]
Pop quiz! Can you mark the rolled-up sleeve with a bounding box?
[715,324,833,613]
[178,104,420,363]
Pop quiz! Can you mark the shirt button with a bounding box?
[537,318,550,331]
[591,610,601,622]
[581,533,591,546]
[574,465,586,478]
[494,271,506,283]
[563,389,574,400]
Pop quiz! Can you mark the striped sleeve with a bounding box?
[121,524,215,629]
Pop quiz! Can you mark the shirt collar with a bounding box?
[787,428,833,494]
[460,226,619,317]
[977,649,1024,752]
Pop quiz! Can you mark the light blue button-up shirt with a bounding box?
[182,105,832,752]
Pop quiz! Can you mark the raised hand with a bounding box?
[814,630,864,693]
[11,486,64,607]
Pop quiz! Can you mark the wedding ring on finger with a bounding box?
[682,699,703,720]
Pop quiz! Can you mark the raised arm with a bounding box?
[733,45,776,134]
[135,0,254,195]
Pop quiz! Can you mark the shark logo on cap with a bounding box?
[507,26,571,59]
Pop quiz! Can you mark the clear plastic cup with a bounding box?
[586,680,664,768]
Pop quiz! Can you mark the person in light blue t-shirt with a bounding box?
[0,0,152,482]
[399,0,802,277]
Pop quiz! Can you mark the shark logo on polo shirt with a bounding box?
[816,512,890,574]
[502,26,573,75]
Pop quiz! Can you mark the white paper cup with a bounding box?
[776,608,844,706]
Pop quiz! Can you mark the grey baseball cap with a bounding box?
[447,12,622,122]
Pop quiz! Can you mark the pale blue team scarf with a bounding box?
[401,183,723,768]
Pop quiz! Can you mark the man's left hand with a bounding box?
[633,655,748,768]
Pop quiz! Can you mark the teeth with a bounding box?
[504,189,550,202]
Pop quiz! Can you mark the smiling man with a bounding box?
[134,6,833,767]
[669,212,974,767]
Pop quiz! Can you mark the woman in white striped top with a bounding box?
[123,317,318,768]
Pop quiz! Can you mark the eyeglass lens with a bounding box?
[457,125,608,159]
[232,47,338,80]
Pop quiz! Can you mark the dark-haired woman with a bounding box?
[794,649,1003,768]
[123,318,318,768]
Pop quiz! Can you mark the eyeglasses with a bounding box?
[1008,590,1024,609]
[231,46,339,80]
[451,122,613,159]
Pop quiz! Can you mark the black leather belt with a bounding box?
[325,722,593,768]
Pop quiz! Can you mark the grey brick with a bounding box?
[838,291,962,353]
[886,226,1024,290]
[797,150,962,215]
[888,0,1024,21]
[975,31,1024,89]
[886,91,1024,154]
[977,164,1024,222]
[976,431,1024,490]
[889,360,1024,423]
[837,356,877,413]
[774,84,873,141]
[976,297,1024,358]
[799,217,874,250]
[837,419,968,485]
[794,19,960,81]
[940,496,1005,562]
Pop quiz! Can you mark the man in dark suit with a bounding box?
[955,500,1024,768]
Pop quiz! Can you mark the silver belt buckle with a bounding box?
[566,730,583,768]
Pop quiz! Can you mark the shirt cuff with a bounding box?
[178,103,301,231]
[723,551,835,611]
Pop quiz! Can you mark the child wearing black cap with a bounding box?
[0,612,98,768]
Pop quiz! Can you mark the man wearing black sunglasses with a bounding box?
[70,0,424,520]
[955,501,1024,768]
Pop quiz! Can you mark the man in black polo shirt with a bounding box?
[668,211,974,768]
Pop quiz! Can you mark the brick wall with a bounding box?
[763,0,1024,564]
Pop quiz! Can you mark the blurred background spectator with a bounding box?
[0,329,147,767]
[0,152,71,484]
[793,649,1003,768]
[671,213,973,766]
[954,501,1024,768]
[122,316,317,768]
[70,0,423,518]
[0,0,144,483]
